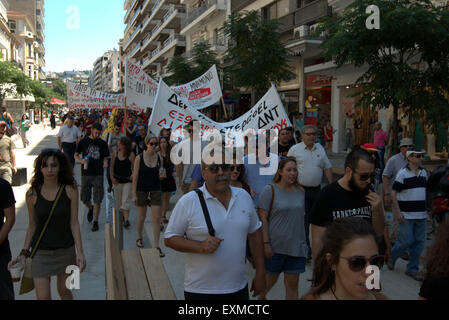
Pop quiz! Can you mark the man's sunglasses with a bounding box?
[353,170,376,181]
[410,154,424,159]
[207,164,231,173]
[340,255,385,272]
[230,165,242,172]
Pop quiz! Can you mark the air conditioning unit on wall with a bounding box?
[293,25,309,38]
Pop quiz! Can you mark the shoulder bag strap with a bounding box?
[267,184,275,220]
[30,184,65,258]
[194,189,215,237]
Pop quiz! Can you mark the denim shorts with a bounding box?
[265,253,306,275]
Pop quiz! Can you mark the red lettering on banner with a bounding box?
[169,110,177,119]
[188,88,211,100]
[157,119,167,127]
[177,113,185,122]
[270,119,288,131]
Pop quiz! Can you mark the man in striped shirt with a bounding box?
[387,147,428,281]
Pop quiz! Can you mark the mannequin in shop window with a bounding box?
[344,113,354,152]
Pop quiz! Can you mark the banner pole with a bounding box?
[221,96,228,120]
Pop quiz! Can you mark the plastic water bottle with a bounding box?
[84,156,89,170]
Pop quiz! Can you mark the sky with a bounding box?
[43,0,125,72]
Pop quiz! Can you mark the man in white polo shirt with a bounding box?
[165,150,266,300]
[287,124,333,259]
[57,116,82,167]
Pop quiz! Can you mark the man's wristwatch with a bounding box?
[20,249,30,258]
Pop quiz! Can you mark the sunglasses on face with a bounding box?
[353,170,376,181]
[149,142,158,147]
[340,255,385,272]
[207,164,231,173]
[401,145,413,148]
[230,165,242,172]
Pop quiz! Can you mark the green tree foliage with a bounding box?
[221,10,295,96]
[165,42,219,85]
[0,61,31,108]
[318,0,449,149]
[52,78,67,98]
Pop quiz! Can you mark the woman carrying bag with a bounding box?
[9,149,86,299]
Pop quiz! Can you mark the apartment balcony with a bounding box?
[230,0,256,13]
[124,25,142,51]
[129,42,142,59]
[181,0,226,35]
[143,34,185,68]
[0,0,6,22]
[125,5,142,36]
[209,34,227,52]
[124,0,140,24]
[278,0,332,34]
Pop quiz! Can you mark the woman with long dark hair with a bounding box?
[110,136,135,228]
[9,149,86,300]
[257,157,307,300]
[419,220,449,300]
[158,135,176,225]
[302,217,388,300]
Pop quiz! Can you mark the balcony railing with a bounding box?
[151,47,161,58]
[129,42,141,57]
[124,0,139,23]
[278,0,332,34]
[124,25,141,49]
[163,34,185,47]
[182,0,223,29]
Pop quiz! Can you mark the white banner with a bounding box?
[171,65,223,110]
[67,82,124,110]
[149,79,291,143]
[125,60,158,112]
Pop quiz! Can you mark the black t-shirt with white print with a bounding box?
[310,181,372,227]
[76,137,110,176]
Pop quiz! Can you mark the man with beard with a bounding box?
[310,148,386,259]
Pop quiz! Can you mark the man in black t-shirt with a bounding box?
[310,148,386,259]
[276,128,295,157]
[75,122,110,231]
[133,125,147,155]
[0,178,15,300]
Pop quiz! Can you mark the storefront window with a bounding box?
[305,74,332,140]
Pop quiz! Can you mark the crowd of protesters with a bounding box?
[0,106,447,301]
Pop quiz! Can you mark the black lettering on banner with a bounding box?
[168,93,178,106]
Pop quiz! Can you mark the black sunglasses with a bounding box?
[149,142,159,146]
[410,154,424,159]
[230,165,242,172]
[353,170,376,181]
[340,255,385,272]
[207,164,231,173]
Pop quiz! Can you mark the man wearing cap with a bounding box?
[0,121,17,184]
[387,147,428,281]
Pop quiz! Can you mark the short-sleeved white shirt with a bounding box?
[57,124,82,143]
[164,185,262,294]
[287,142,332,187]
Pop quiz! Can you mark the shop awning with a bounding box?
[49,98,67,105]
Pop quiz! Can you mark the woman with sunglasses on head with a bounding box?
[110,136,135,229]
[132,134,165,257]
[9,149,86,300]
[158,136,176,225]
[257,157,307,300]
[302,217,388,300]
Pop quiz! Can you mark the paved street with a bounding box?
[7,121,424,300]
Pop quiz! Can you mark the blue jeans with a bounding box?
[391,219,426,273]
[377,146,386,174]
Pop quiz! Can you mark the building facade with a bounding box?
[8,0,46,80]
[92,50,121,92]
[123,0,187,78]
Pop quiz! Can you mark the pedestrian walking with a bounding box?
[0,178,16,300]
[74,122,110,232]
[276,128,294,157]
[302,218,388,300]
[287,124,333,260]
[20,114,31,148]
[164,150,266,300]
[106,122,125,193]
[0,121,17,184]
[229,160,251,195]
[57,116,82,167]
[257,157,307,300]
[419,219,449,300]
[373,122,388,174]
[110,136,135,229]
[133,125,147,156]
[50,111,56,130]
[387,147,428,281]
[382,137,413,246]
[126,115,137,143]
[0,106,15,137]
[132,134,164,256]
[9,149,86,300]
[243,133,279,207]
[324,121,333,151]
[158,136,176,225]
[310,148,386,260]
